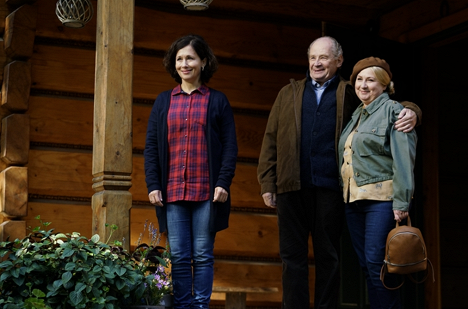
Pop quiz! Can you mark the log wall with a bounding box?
[14,0,320,307]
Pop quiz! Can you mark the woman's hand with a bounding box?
[394,108,417,132]
[393,210,408,222]
[149,190,164,207]
[213,187,228,203]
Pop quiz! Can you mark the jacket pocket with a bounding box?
[357,126,387,156]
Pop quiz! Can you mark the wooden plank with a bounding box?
[3,4,37,59]
[28,150,266,208]
[379,0,468,42]
[212,260,315,305]
[30,45,303,111]
[398,8,468,43]
[28,149,94,198]
[1,113,29,165]
[25,202,295,260]
[28,95,267,160]
[35,0,319,67]
[421,48,441,309]
[27,96,94,146]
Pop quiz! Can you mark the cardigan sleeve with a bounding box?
[144,94,165,194]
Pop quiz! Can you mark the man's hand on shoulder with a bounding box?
[394,108,417,133]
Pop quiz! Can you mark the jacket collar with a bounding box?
[354,92,390,116]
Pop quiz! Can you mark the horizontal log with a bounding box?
[379,0,468,42]
[36,0,319,67]
[31,45,303,111]
[28,95,268,160]
[1,113,30,165]
[4,4,37,59]
[25,201,315,261]
[213,260,315,304]
[28,149,266,208]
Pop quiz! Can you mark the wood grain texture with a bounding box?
[27,95,268,160]
[1,61,31,112]
[1,113,29,165]
[0,220,26,241]
[0,166,28,218]
[30,44,304,111]
[35,0,319,67]
[3,4,37,59]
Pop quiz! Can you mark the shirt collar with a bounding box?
[172,84,209,96]
[310,74,337,89]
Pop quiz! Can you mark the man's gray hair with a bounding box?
[307,36,343,59]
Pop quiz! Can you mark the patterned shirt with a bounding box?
[166,84,210,202]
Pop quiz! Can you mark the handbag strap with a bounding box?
[407,259,435,284]
[380,264,405,290]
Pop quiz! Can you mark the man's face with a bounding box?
[308,38,343,85]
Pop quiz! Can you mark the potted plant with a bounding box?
[0,216,172,309]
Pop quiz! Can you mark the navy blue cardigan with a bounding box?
[144,88,238,233]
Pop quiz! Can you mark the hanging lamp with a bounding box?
[56,0,94,28]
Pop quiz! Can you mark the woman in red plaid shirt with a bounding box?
[144,34,238,309]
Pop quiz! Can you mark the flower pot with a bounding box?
[128,295,173,309]
[159,294,173,308]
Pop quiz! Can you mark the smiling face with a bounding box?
[175,45,206,87]
[354,67,386,106]
[308,37,343,85]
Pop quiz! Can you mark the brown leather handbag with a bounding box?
[380,215,435,290]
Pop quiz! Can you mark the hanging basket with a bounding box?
[56,0,94,28]
[179,0,213,11]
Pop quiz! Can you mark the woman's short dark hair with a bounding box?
[163,34,219,84]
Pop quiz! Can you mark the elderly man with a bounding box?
[257,36,421,309]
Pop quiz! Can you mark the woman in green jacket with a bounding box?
[338,57,417,309]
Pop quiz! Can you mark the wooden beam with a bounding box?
[398,8,468,43]
[3,4,37,59]
[0,220,26,241]
[379,0,468,43]
[92,0,134,250]
[421,48,441,309]
[1,60,31,111]
[0,166,28,218]
[1,113,29,165]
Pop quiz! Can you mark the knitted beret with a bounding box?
[350,56,392,86]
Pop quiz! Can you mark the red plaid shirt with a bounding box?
[166,84,210,202]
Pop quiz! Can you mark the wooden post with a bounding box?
[92,0,134,250]
[421,48,441,309]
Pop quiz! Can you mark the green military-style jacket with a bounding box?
[338,93,417,211]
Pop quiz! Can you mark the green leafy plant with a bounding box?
[0,216,170,309]
[127,221,172,306]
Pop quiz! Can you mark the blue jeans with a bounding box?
[345,200,402,309]
[166,200,216,309]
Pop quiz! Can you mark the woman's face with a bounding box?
[354,67,386,105]
[175,45,206,85]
